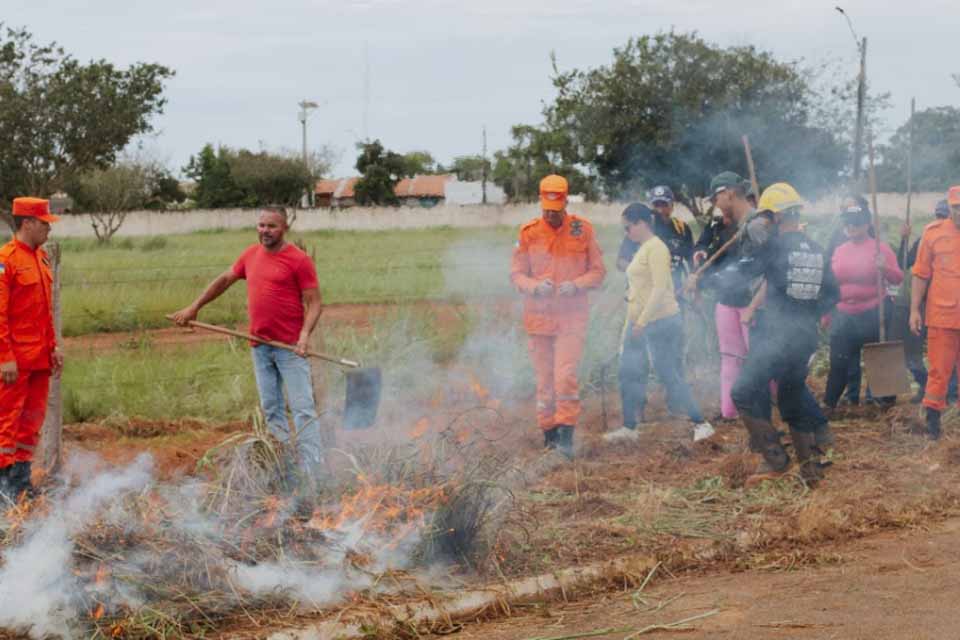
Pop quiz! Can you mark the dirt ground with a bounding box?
[443,517,960,640]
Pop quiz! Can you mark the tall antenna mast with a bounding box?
[362,42,370,141]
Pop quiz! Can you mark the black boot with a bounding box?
[813,421,834,451]
[789,427,823,485]
[926,408,942,441]
[741,415,790,472]
[543,426,559,450]
[555,425,575,459]
[9,462,34,500]
[0,465,15,503]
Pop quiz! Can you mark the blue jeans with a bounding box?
[619,314,704,428]
[251,345,322,463]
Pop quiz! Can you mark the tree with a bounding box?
[354,140,408,206]
[183,145,243,208]
[401,150,438,176]
[877,106,960,192]
[68,162,152,242]
[491,125,596,201]
[449,154,491,182]
[0,25,174,223]
[502,32,847,217]
[183,145,312,208]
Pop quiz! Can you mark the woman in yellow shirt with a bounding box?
[605,204,714,442]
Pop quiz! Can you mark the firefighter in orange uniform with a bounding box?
[0,197,62,500]
[511,175,606,457]
[910,185,960,440]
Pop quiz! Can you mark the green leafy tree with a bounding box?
[492,124,595,201]
[354,140,408,206]
[500,32,847,216]
[184,144,243,208]
[401,150,438,176]
[877,106,960,192]
[0,24,174,224]
[449,154,491,182]
[184,145,317,208]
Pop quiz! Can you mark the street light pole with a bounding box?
[298,99,319,206]
[836,7,867,187]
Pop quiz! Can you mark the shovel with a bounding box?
[167,317,382,429]
[861,139,911,398]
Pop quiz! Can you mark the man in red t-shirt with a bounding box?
[173,207,324,464]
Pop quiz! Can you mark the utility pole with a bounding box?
[363,43,370,142]
[837,7,867,187]
[852,37,868,186]
[481,125,488,205]
[298,99,319,207]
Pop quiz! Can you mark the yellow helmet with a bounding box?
[757,182,803,213]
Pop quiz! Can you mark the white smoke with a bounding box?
[0,454,154,639]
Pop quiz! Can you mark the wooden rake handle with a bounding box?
[165,316,361,368]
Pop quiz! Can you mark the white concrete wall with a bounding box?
[52,193,947,239]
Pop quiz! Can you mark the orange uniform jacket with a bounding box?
[0,239,56,371]
[510,214,606,335]
[913,218,960,330]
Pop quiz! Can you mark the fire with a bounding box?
[305,481,448,545]
[409,417,431,440]
[94,563,111,587]
[254,495,288,529]
[91,603,105,620]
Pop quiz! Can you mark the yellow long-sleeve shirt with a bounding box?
[625,235,680,332]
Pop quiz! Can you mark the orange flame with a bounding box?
[305,481,448,546]
[91,603,105,620]
[409,417,431,440]
[94,563,111,587]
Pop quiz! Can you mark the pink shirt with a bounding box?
[232,243,319,344]
[831,239,903,315]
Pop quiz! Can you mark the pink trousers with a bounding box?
[716,303,751,419]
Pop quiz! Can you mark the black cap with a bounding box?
[648,185,674,204]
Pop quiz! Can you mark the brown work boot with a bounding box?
[789,427,824,485]
[741,414,790,472]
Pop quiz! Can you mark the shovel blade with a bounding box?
[862,340,911,398]
[344,367,382,429]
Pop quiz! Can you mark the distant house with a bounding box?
[314,178,359,208]
[394,174,454,207]
[314,174,504,208]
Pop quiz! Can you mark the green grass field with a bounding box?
[59,225,621,336]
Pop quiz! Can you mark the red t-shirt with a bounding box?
[232,243,319,344]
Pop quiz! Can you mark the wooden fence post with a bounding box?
[38,242,63,476]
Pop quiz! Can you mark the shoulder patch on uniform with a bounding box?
[570,219,584,237]
[0,262,5,275]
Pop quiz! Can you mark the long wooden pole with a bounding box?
[742,134,760,199]
[39,243,62,476]
[166,316,361,368]
[867,135,886,341]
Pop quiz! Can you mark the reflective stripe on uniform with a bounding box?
[556,394,579,402]
[14,442,34,452]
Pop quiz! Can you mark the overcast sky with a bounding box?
[10,0,960,177]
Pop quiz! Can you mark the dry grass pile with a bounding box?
[0,411,518,639]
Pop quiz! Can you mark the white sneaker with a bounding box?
[603,426,640,442]
[693,422,716,442]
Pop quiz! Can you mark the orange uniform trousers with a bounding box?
[924,327,960,411]
[0,370,50,467]
[528,333,585,430]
